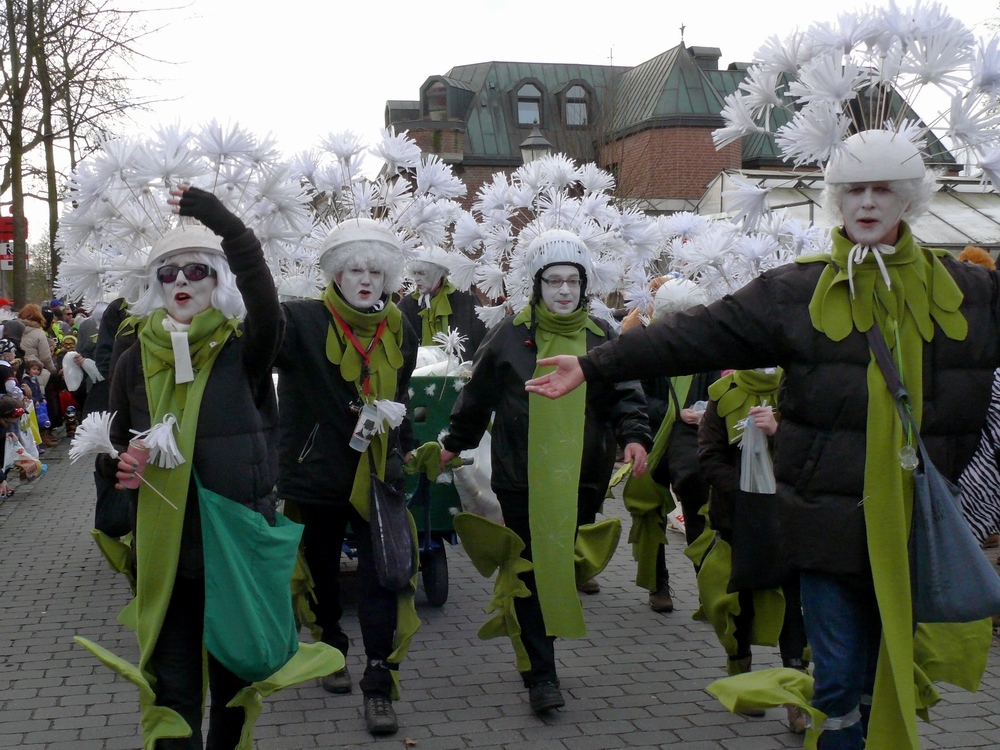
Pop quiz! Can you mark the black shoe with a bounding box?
[320,666,352,694]
[528,682,565,715]
[363,694,398,735]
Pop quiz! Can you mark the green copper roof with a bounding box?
[608,45,727,136]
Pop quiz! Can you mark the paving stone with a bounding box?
[1,441,999,748]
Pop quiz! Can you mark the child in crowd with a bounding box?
[22,358,55,447]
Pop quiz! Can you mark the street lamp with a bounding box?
[520,123,553,164]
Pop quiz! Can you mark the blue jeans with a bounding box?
[800,571,882,750]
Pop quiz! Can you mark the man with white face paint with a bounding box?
[526,130,1000,748]
[398,245,487,355]
[273,218,417,736]
[438,228,652,716]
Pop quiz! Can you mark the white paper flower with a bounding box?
[714,92,767,149]
[775,101,851,167]
[722,176,771,231]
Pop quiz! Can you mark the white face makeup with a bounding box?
[159,251,218,325]
[540,264,582,314]
[337,266,386,309]
[841,181,907,246]
[411,265,445,296]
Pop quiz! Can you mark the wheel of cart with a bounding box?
[405,372,465,607]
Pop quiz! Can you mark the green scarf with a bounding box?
[801,223,971,748]
[323,284,404,518]
[708,369,782,445]
[414,280,456,346]
[517,302,603,639]
[623,375,691,590]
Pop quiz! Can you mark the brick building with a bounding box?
[385,43,1000,251]
[386,43,753,213]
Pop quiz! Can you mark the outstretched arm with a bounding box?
[524,355,585,399]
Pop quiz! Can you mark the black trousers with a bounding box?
[299,500,397,697]
[149,576,250,750]
[730,572,808,668]
[654,472,710,584]
[495,488,599,688]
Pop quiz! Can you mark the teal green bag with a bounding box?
[197,476,303,681]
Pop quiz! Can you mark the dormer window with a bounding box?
[517,83,542,126]
[426,81,448,120]
[565,85,588,126]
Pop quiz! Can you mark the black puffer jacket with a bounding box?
[107,228,283,576]
[443,313,652,494]
[582,256,1000,578]
[646,371,718,489]
[397,286,488,356]
[274,296,418,504]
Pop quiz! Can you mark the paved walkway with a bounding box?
[1,438,999,749]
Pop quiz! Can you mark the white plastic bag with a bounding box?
[451,432,504,525]
[739,413,776,494]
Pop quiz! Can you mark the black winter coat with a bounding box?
[443,313,652,495]
[582,256,1000,578]
[107,228,283,576]
[397,287,488,357]
[274,297,418,504]
[646,370,718,490]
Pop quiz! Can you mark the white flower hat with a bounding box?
[713,2,1000,225]
[289,128,467,296]
[55,120,312,306]
[447,154,663,329]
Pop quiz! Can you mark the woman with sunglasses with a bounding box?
[104,185,285,749]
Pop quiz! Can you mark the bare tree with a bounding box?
[1,0,167,301]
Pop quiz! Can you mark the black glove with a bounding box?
[176,186,246,241]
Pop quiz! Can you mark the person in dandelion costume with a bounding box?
[89,188,340,749]
[397,244,488,354]
[440,229,652,716]
[274,217,419,736]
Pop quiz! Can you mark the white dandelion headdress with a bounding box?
[713,2,1000,208]
[447,154,662,329]
[660,208,828,304]
[289,128,466,294]
[55,120,313,307]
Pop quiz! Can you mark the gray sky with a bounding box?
[17,0,1000,242]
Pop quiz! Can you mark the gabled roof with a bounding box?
[607,45,727,137]
[435,60,628,164]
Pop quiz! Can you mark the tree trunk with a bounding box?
[5,0,34,307]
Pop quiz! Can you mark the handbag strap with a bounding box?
[864,322,931,463]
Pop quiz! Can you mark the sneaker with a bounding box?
[785,705,809,734]
[649,582,674,613]
[363,694,398,735]
[577,577,600,594]
[320,666,352,694]
[528,682,565,715]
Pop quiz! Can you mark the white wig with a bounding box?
[321,240,404,294]
[128,250,246,321]
[822,171,937,226]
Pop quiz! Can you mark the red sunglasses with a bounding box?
[156,263,218,284]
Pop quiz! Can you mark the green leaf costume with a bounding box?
[412,280,456,345]
[76,308,343,748]
[707,224,990,749]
